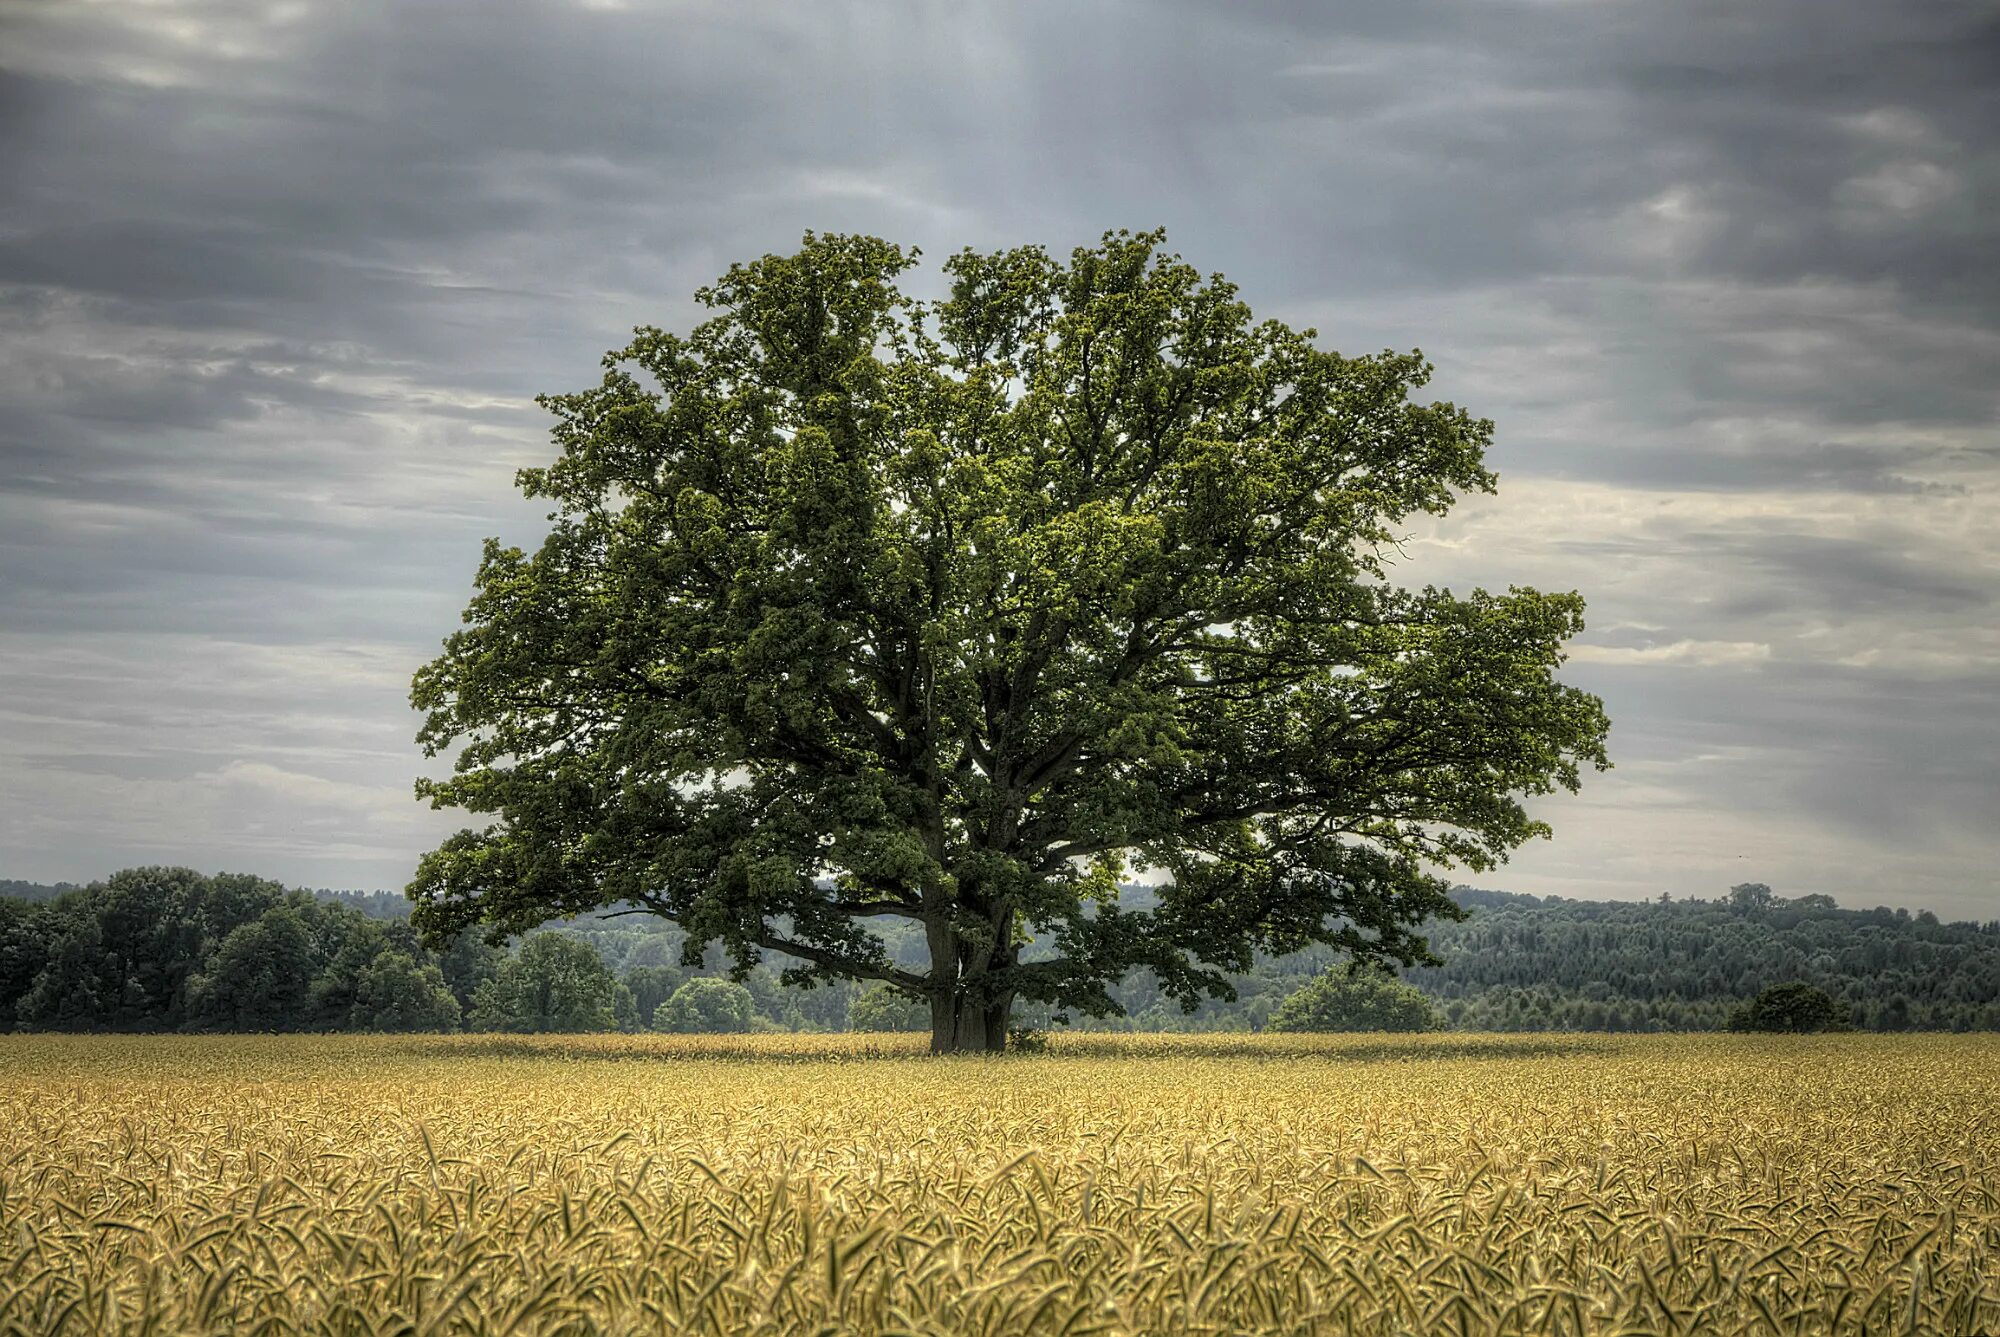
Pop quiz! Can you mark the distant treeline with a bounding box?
[2,871,1995,1033]
[1071,885,2000,1033]
[0,879,77,904]
[0,869,877,1035]
[1414,887,2000,1033]
[1,870,489,1033]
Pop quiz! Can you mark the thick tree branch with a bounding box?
[829,900,925,920]
[752,929,927,992]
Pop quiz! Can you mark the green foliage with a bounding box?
[1068,885,2000,1034]
[0,901,44,1029]
[0,871,397,1033]
[435,929,505,1013]
[622,964,684,1024]
[1727,981,1849,1034]
[846,983,929,1032]
[9,868,291,1031]
[1404,889,1995,1033]
[654,977,755,1033]
[408,229,1611,1052]
[1729,882,1776,914]
[468,933,630,1033]
[1268,966,1443,1033]
[1006,1024,1050,1054]
[349,952,462,1032]
[184,907,318,1032]
[15,905,109,1031]
[307,913,400,1028]
[0,879,77,904]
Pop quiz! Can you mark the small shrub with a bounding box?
[1006,1024,1049,1054]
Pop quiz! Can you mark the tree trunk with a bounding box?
[924,908,963,1054]
[927,988,1009,1054]
[922,904,1015,1054]
[928,992,953,1054]
[953,997,990,1052]
[980,939,1019,1051]
[983,991,1015,1052]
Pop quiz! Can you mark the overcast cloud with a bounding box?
[2,0,1995,918]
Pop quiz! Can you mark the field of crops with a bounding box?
[2,1032,1996,1335]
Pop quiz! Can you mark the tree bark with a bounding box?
[953,996,990,1052]
[929,990,953,1055]
[923,908,962,1054]
[983,991,1015,1052]
[922,895,1016,1054]
[927,988,1010,1054]
[923,941,1013,1053]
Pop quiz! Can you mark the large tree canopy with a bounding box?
[409,230,1610,1053]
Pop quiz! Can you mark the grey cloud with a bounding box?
[1535,668,1999,915]
[1709,533,1992,616]
[0,0,1995,913]
[1581,441,1976,497]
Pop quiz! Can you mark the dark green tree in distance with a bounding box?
[307,913,403,1027]
[1729,882,1777,914]
[623,964,685,1024]
[847,983,930,1033]
[15,905,109,1030]
[184,906,317,1031]
[435,929,505,1014]
[467,933,630,1033]
[79,867,214,1027]
[1268,965,1443,1033]
[0,901,44,1029]
[409,230,1612,1053]
[1727,981,1849,1033]
[654,977,756,1033]
[0,880,79,904]
[349,952,462,1032]
[11,868,289,1031]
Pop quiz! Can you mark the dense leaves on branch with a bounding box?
[407,229,1614,1049]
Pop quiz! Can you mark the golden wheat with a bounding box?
[0,1031,1994,1335]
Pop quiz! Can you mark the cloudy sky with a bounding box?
[2,1,1995,918]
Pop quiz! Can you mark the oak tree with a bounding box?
[410,230,1610,1053]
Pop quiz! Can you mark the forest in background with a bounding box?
[2,871,1996,1034]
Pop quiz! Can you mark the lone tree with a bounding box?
[410,230,1610,1053]
[1727,981,1848,1033]
[1268,965,1443,1033]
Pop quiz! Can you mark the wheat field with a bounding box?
[1,1032,1995,1335]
